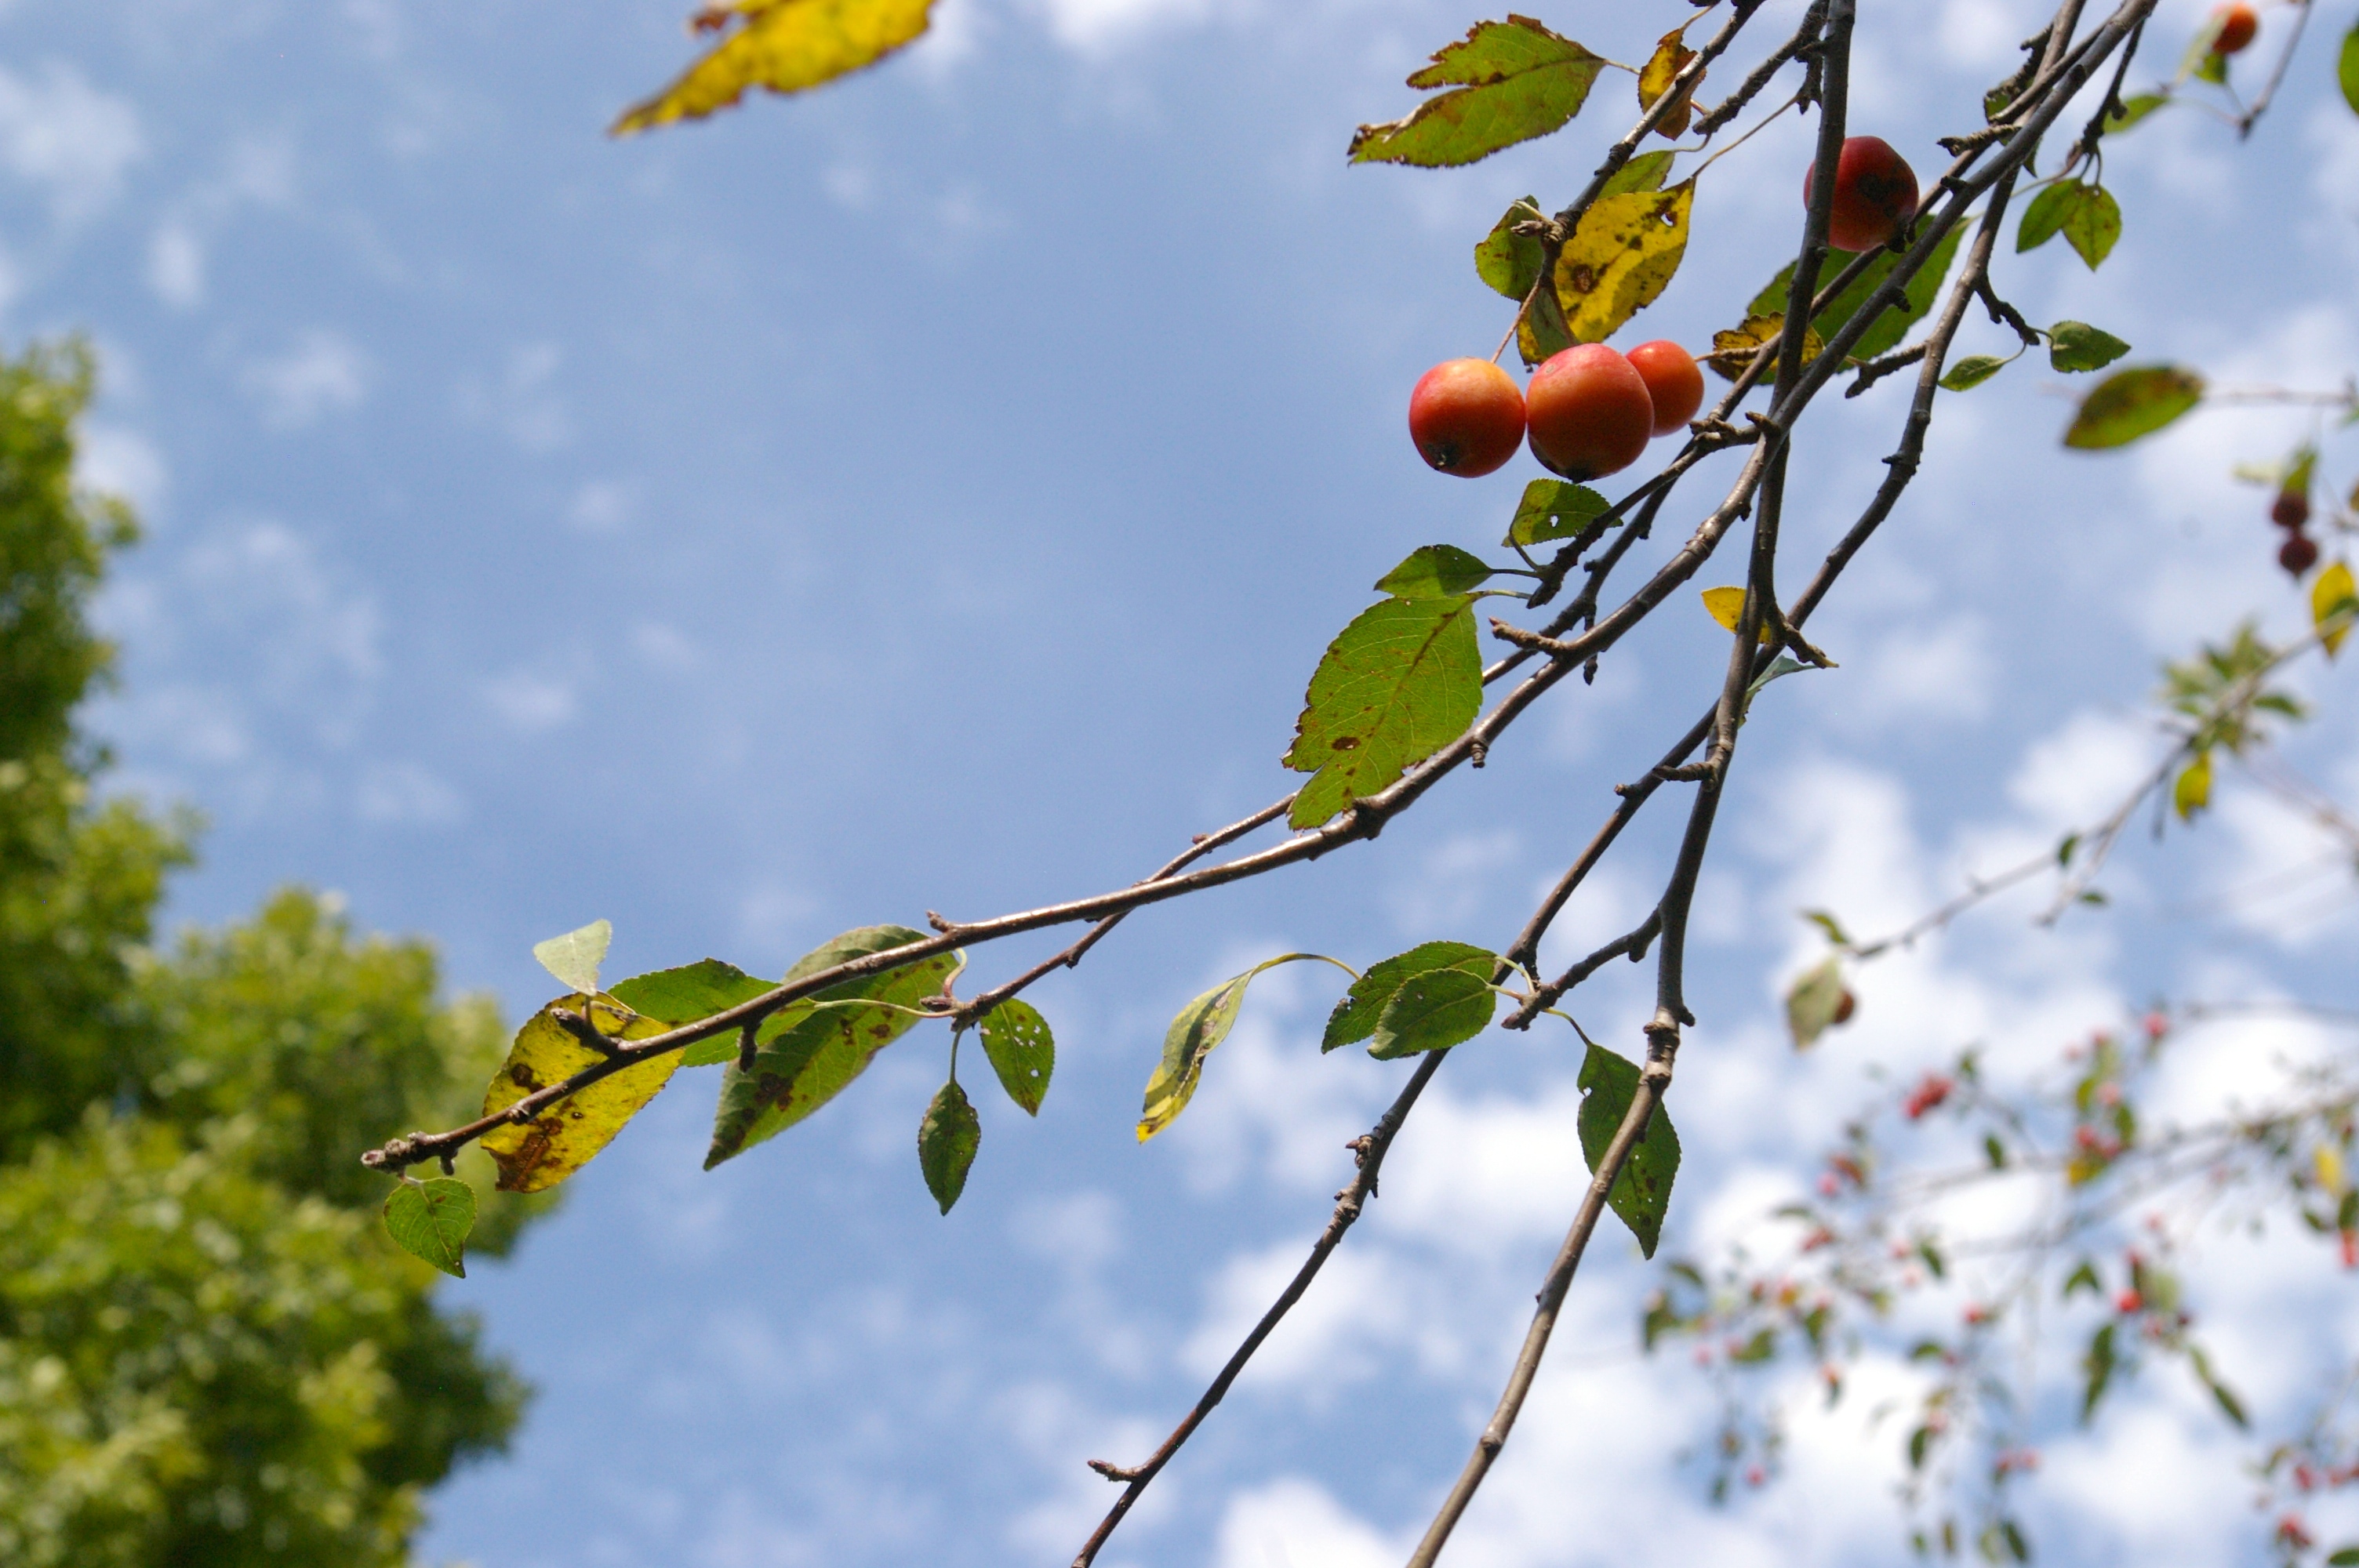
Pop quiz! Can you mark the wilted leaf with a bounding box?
[976,999,1054,1115]
[1283,595,1481,829]
[2105,92,2169,132]
[918,1079,980,1214]
[533,919,611,995]
[1376,543,1495,599]
[1705,313,1820,381]
[1504,479,1609,546]
[2174,749,2212,822]
[1701,586,1776,644]
[1554,180,1694,344]
[1370,966,1496,1058]
[2048,321,2130,373]
[1138,954,1321,1140]
[1350,16,1605,167]
[1576,1043,1681,1258]
[482,993,680,1192]
[1475,197,1547,300]
[383,1178,477,1279]
[1601,149,1675,197]
[612,0,934,135]
[2314,561,2357,656]
[1786,956,1848,1049]
[1323,941,1496,1051]
[2063,365,2204,448]
[706,925,965,1168]
[1741,224,1964,365]
[1939,354,2008,392]
[611,959,779,1065]
[1635,24,1700,140]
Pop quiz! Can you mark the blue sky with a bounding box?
[6,0,2359,1564]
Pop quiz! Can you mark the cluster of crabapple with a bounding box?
[1405,341,1702,483]
[2271,485,2321,579]
[1407,137,1918,485]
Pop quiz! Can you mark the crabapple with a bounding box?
[1524,345,1654,481]
[1407,357,1525,477]
[2270,491,2310,530]
[1626,339,1705,437]
[2209,2,2258,55]
[2280,533,2320,577]
[1803,136,1919,252]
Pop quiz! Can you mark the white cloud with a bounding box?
[243,330,373,429]
[355,760,466,826]
[1212,1477,1399,1568]
[76,423,169,521]
[457,343,573,453]
[481,667,580,731]
[0,63,142,222]
[147,223,204,308]
[1023,0,1223,51]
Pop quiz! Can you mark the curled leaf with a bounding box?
[1139,954,1329,1141]
[1635,24,1701,140]
[1701,586,1776,644]
[533,920,611,995]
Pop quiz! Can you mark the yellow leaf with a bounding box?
[1704,312,1821,381]
[1636,25,1700,140]
[2317,1143,2347,1196]
[1553,180,1694,344]
[2313,560,2356,657]
[612,0,933,136]
[480,994,681,1192]
[1701,586,1776,644]
[2172,750,2212,822]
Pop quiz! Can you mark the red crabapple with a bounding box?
[1525,345,1654,481]
[1408,358,1525,477]
[1803,136,1920,252]
[2210,2,2258,55]
[1626,340,1706,437]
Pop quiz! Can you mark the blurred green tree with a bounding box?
[0,339,546,1567]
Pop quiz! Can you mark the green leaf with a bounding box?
[1282,595,1481,829]
[1575,1043,1681,1258]
[1503,479,1609,546]
[2186,1345,2249,1428]
[2314,561,2356,657]
[609,958,779,1065]
[2063,365,2205,448]
[1938,354,2008,392]
[2048,321,2131,373]
[2018,181,2120,268]
[2341,20,2359,114]
[1515,280,1576,368]
[918,1079,980,1214]
[2062,1258,2102,1298]
[1323,940,1496,1051]
[1908,1425,1934,1471]
[2105,92,2169,132]
[1137,954,1325,1141]
[1800,909,1852,948]
[1729,1327,1776,1363]
[706,926,965,1169]
[1369,966,1496,1058]
[1475,197,1547,301]
[1743,223,1965,364]
[612,0,934,135]
[532,919,611,995]
[976,999,1054,1115]
[2081,1320,2117,1421]
[1785,956,1848,1050]
[2324,1548,2359,1566]
[1376,544,1496,599]
[1349,17,1605,168]
[383,1178,477,1279]
[1554,180,1695,344]
[480,993,682,1192]
[1601,149,1675,197]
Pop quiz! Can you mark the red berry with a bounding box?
[1627,339,1706,437]
[1803,136,1920,252]
[2210,2,2258,55]
[2115,1289,2143,1315]
[1524,345,1654,481]
[1408,358,1525,477]
[1830,989,1857,1026]
[2281,533,2320,578]
[2271,491,2311,530]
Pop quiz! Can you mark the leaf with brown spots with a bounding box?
[480,994,681,1192]
[704,925,965,1168]
[1553,180,1694,344]
[612,0,934,136]
[1636,23,1702,140]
